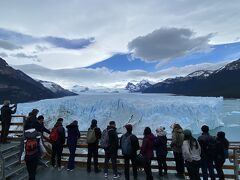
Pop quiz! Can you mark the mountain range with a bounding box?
[0,58,76,103]
[144,59,240,98]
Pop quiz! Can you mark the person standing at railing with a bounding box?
[34,115,50,167]
[170,123,185,178]
[182,129,201,180]
[103,121,121,179]
[120,123,139,180]
[66,120,80,171]
[86,119,102,173]
[214,131,229,180]
[21,123,46,180]
[50,118,66,171]
[0,100,17,143]
[154,127,168,176]
[198,125,216,180]
[24,109,39,130]
[141,127,154,180]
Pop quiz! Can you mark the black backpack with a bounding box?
[121,134,132,156]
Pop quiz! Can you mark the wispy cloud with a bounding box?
[14,61,229,89]
[0,28,95,50]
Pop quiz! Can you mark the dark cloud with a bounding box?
[0,52,8,58]
[0,28,95,50]
[44,36,95,49]
[11,53,40,62]
[128,27,213,63]
[0,40,22,50]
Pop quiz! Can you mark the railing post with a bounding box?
[233,148,239,180]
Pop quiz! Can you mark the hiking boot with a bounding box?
[113,173,121,178]
[104,173,108,178]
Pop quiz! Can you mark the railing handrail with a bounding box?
[3,115,240,179]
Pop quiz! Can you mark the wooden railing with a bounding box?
[1,116,240,179]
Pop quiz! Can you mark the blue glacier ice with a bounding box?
[16,93,223,135]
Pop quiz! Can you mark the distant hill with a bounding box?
[38,80,77,97]
[0,58,76,103]
[144,59,240,98]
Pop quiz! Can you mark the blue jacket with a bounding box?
[67,124,80,146]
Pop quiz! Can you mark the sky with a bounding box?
[0,0,240,88]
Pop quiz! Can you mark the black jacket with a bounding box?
[66,124,80,146]
[215,138,229,162]
[24,115,37,130]
[154,135,168,156]
[198,133,216,160]
[34,121,50,135]
[0,105,17,122]
[120,132,139,155]
[107,125,119,153]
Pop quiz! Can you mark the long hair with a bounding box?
[184,134,199,150]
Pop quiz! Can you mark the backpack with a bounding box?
[50,126,59,143]
[25,138,38,158]
[99,129,109,149]
[87,128,96,144]
[121,134,132,156]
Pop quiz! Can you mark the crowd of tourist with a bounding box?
[0,103,230,180]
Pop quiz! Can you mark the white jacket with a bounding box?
[182,140,201,162]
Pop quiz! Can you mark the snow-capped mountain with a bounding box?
[0,58,57,103]
[126,80,152,92]
[71,85,89,94]
[144,58,240,98]
[38,80,77,97]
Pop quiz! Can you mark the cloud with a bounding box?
[128,27,213,64]
[0,28,94,50]
[13,60,228,89]
[11,53,40,62]
[0,52,8,58]
[0,39,22,50]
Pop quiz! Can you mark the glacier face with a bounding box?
[16,93,223,135]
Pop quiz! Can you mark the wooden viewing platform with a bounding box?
[1,115,240,179]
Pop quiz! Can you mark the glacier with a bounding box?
[16,93,223,135]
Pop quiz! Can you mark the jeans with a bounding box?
[87,144,99,172]
[104,150,118,175]
[215,159,225,180]
[124,154,138,180]
[173,152,185,174]
[26,157,38,180]
[185,160,201,180]
[144,159,153,180]
[0,120,10,142]
[67,144,77,170]
[201,158,215,180]
[157,155,168,175]
[51,143,63,167]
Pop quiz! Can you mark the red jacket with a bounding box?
[141,133,155,160]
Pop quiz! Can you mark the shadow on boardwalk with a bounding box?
[36,167,184,180]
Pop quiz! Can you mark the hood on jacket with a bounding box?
[156,127,167,136]
[66,123,78,129]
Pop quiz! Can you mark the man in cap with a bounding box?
[0,100,17,143]
[120,124,140,180]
